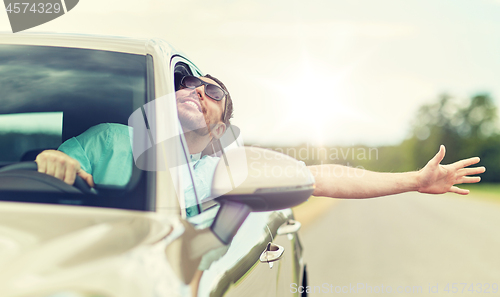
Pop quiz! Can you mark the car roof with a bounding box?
[0,32,178,56]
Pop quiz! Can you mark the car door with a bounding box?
[167,57,305,297]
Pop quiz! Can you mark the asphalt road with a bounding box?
[299,192,500,296]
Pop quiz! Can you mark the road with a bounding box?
[299,192,500,296]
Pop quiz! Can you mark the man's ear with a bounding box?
[211,122,226,140]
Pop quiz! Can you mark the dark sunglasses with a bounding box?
[180,76,228,101]
[180,75,229,122]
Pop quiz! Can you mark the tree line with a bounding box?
[266,93,499,183]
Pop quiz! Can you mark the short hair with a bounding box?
[204,74,233,127]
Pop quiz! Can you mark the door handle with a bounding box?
[277,219,301,235]
[259,242,284,268]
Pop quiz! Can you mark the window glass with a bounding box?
[0,112,62,163]
[0,44,146,158]
[0,44,149,209]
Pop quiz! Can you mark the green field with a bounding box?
[460,183,500,201]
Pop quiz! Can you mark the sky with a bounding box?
[1,0,499,147]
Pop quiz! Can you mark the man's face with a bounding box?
[176,77,226,137]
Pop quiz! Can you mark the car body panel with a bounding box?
[197,209,301,297]
[0,202,188,296]
[1,32,149,54]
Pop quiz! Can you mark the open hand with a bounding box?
[35,150,95,187]
[417,145,485,195]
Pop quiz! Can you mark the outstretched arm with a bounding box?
[308,145,485,199]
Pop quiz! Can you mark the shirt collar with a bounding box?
[190,152,202,163]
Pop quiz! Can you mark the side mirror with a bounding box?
[165,146,315,284]
[210,147,315,244]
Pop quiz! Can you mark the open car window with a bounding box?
[0,44,151,210]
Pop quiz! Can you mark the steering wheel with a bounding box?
[0,161,95,194]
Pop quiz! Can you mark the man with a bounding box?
[36,74,485,198]
[35,74,231,193]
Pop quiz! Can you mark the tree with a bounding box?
[409,93,500,182]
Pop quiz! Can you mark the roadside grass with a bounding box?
[460,183,500,201]
[292,196,337,229]
[292,184,500,228]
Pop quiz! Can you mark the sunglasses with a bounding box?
[180,76,227,101]
[180,75,228,122]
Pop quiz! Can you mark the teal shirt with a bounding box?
[58,123,134,186]
[58,123,219,202]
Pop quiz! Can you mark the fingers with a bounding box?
[44,155,57,177]
[35,150,81,185]
[457,166,486,177]
[53,164,64,181]
[78,170,95,188]
[430,145,446,166]
[457,176,481,184]
[452,157,481,169]
[35,150,55,175]
[63,162,78,185]
[449,186,470,195]
[36,155,47,174]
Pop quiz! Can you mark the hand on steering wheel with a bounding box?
[0,161,94,194]
[35,150,95,188]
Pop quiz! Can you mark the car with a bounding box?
[0,32,313,297]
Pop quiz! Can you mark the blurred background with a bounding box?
[2,0,499,175]
[2,1,500,295]
[2,0,499,147]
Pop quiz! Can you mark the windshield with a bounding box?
[0,44,150,210]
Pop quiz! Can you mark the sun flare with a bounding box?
[268,67,359,144]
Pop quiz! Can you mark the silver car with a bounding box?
[0,33,313,297]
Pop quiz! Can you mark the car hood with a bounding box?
[0,201,184,297]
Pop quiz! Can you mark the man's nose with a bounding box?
[195,86,205,100]
[185,87,202,100]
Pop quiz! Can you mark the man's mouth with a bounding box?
[183,99,202,112]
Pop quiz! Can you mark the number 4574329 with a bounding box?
[6,2,61,14]
[443,283,498,294]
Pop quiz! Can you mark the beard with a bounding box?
[182,122,213,136]
[178,102,214,136]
